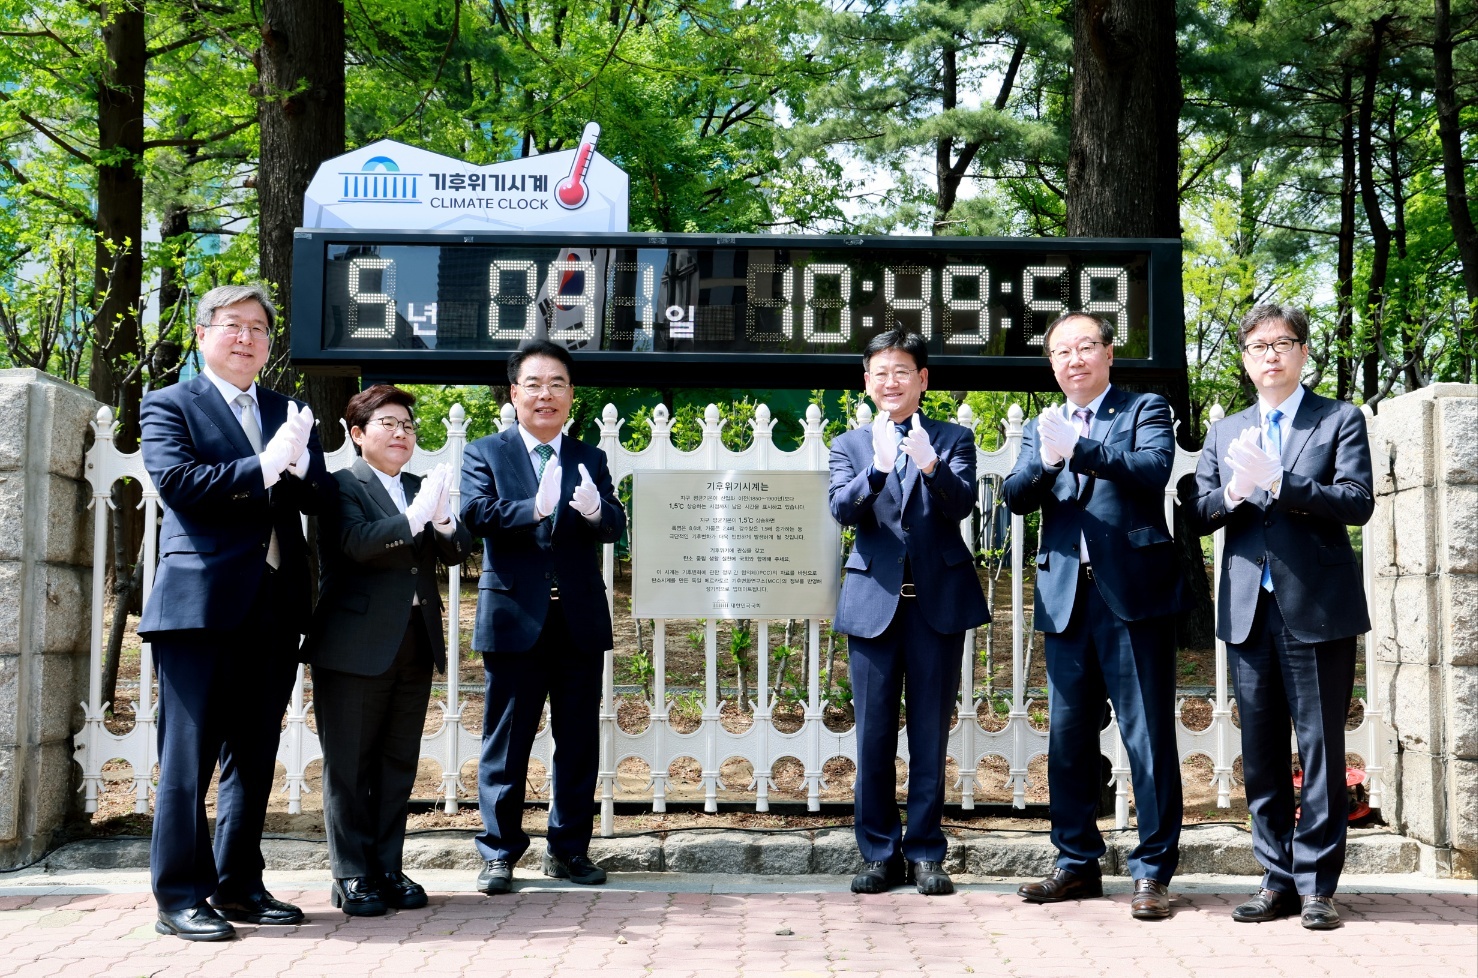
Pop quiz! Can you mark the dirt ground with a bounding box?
[90,566,1373,839]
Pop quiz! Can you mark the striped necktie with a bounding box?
[235,393,280,569]
[1260,409,1284,592]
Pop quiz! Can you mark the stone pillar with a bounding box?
[1368,382,1478,878]
[0,369,97,868]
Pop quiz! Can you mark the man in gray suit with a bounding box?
[1185,303,1374,930]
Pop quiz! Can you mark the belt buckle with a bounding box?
[899,583,916,598]
[549,587,560,600]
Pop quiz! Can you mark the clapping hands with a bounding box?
[262,402,314,476]
[569,463,602,519]
[406,463,451,531]
[1037,405,1077,467]
[1224,428,1282,500]
[534,456,563,519]
[898,414,938,473]
[870,412,899,473]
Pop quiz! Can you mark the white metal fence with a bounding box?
[75,398,1391,837]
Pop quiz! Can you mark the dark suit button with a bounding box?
[411,567,419,575]
[1256,556,1265,566]
[897,557,904,564]
[903,525,911,532]
[545,572,552,579]
[1265,519,1273,527]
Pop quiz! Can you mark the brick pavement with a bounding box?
[0,873,1473,978]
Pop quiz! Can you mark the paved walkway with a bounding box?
[1,870,1473,978]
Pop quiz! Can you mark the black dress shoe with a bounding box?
[331,877,386,917]
[1232,888,1298,923]
[1301,894,1342,930]
[850,858,906,894]
[909,861,955,896]
[380,871,428,910]
[477,858,513,895]
[543,851,607,885]
[1130,878,1171,919]
[155,903,236,942]
[210,889,304,925]
[1017,867,1105,903]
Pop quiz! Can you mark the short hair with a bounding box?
[196,284,277,331]
[1238,303,1310,347]
[344,384,416,455]
[1042,311,1114,353]
[507,338,575,385]
[862,329,928,372]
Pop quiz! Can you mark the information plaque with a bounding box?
[631,470,839,620]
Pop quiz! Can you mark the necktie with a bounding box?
[235,393,280,569]
[1261,409,1284,592]
[1072,408,1093,493]
[893,423,908,474]
[534,443,555,480]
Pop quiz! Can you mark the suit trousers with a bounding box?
[313,609,434,879]
[1231,591,1356,897]
[474,603,602,863]
[1044,570,1181,883]
[848,597,964,863]
[148,567,299,911]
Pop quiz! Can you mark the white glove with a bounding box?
[285,405,315,476]
[1037,406,1076,466]
[260,402,307,477]
[534,458,563,519]
[430,463,454,527]
[569,463,602,519]
[405,466,441,531]
[871,412,899,473]
[1231,431,1283,493]
[898,413,938,473]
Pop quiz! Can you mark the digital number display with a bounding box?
[291,230,1183,389]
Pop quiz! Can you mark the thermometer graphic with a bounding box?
[555,122,600,210]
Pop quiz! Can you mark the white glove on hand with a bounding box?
[405,466,441,531]
[534,459,563,519]
[430,463,454,526]
[1233,432,1284,493]
[260,402,307,477]
[1223,428,1265,500]
[898,413,938,473]
[285,405,315,476]
[870,412,899,473]
[569,463,602,519]
[1037,406,1075,467]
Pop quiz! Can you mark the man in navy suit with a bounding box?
[460,339,626,895]
[1001,311,1184,920]
[1185,304,1373,930]
[829,329,990,896]
[138,284,334,940]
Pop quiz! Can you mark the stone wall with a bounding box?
[0,369,97,868]
[1368,382,1478,878]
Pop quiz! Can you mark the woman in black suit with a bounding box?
[304,385,473,916]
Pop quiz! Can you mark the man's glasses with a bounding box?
[1242,337,1300,358]
[518,381,571,396]
[208,323,271,342]
[368,417,418,435]
[868,368,917,384]
[1047,340,1106,363]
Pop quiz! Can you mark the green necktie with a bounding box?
[534,443,554,480]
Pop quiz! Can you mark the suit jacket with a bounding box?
[828,415,990,639]
[302,459,474,674]
[138,373,335,637]
[460,426,626,656]
[1184,386,1374,645]
[1000,387,1183,632]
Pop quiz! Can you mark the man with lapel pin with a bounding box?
[461,339,626,894]
[138,284,335,940]
[1184,303,1373,930]
[829,329,990,896]
[1001,311,1184,920]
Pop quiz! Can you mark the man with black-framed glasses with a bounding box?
[460,339,626,895]
[1184,303,1373,930]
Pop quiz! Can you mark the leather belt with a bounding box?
[549,587,561,600]
[899,583,917,598]
[1080,564,1094,581]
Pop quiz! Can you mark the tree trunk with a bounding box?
[1356,15,1394,405]
[1434,0,1478,385]
[93,0,146,452]
[1336,70,1357,402]
[256,0,353,446]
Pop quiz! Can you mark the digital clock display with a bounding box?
[291,231,1183,389]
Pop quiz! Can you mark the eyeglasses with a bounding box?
[1243,337,1301,358]
[518,381,571,396]
[868,368,917,384]
[207,322,271,342]
[368,417,418,436]
[1048,340,1106,363]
